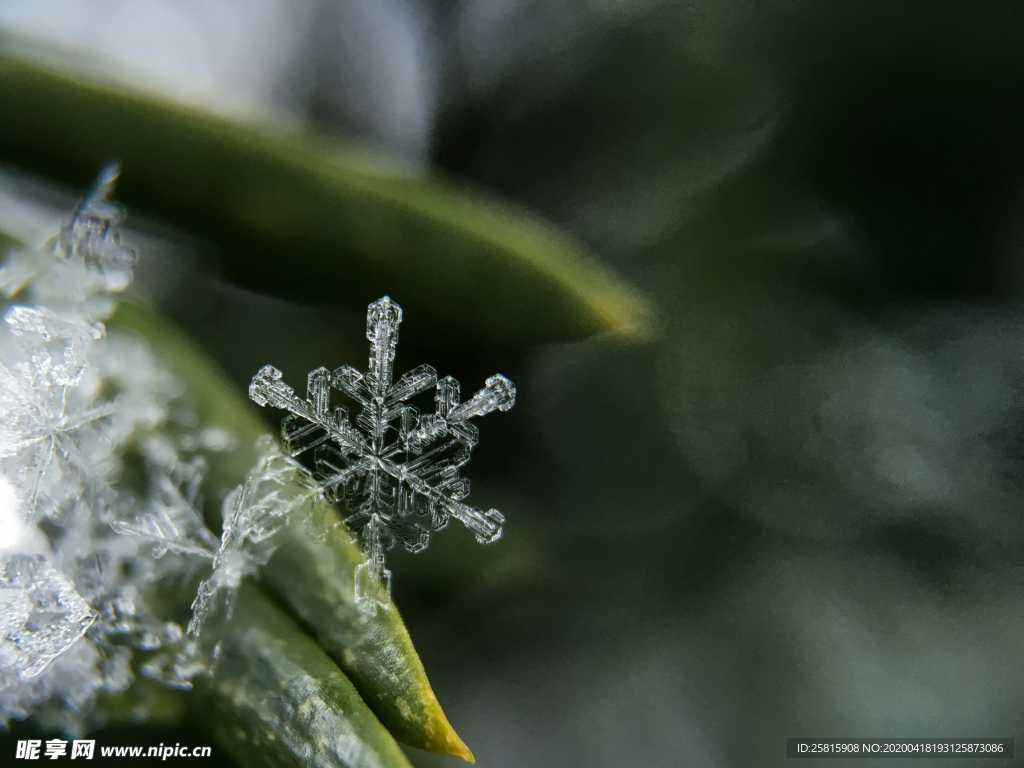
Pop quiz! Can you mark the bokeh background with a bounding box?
[1,1,1024,766]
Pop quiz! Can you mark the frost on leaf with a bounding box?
[0,165,213,731]
[0,307,111,516]
[185,437,316,662]
[110,439,220,562]
[42,163,138,295]
[249,296,516,614]
[0,554,96,687]
[114,431,318,670]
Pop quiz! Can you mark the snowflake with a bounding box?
[0,307,109,516]
[113,434,310,672]
[186,440,316,659]
[0,554,96,688]
[0,165,214,731]
[249,296,516,613]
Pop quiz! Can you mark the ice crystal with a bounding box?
[113,431,316,671]
[249,296,516,613]
[0,554,96,687]
[110,439,221,562]
[0,165,215,732]
[186,439,316,658]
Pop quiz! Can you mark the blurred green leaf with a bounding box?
[196,582,414,768]
[436,1,779,267]
[0,45,650,345]
[110,300,473,760]
[0,229,17,253]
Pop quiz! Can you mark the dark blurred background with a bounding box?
[2,2,1024,766]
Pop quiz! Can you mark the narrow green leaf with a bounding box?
[109,300,474,760]
[0,45,650,345]
[264,513,475,762]
[195,582,414,768]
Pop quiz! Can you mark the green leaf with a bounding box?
[96,677,185,729]
[0,44,650,345]
[0,229,18,253]
[109,300,474,761]
[263,513,474,761]
[196,582,414,768]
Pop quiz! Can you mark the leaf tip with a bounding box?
[444,729,476,763]
[588,284,656,342]
[410,687,475,761]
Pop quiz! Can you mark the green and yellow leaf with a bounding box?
[0,43,650,345]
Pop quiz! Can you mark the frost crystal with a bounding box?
[113,431,316,671]
[0,554,96,687]
[0,165,216,732]
[249,296,516,613]
[187,439,314,658]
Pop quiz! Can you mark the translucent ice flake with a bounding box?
[250,296,516,614]
[0,166,209,728]
[44,163,137,296]
[110,452,220,561]
[117,434,315,669]
[187,439,316,657]
[107,436,215,568]
[0,554,95,687]
[5,306,105,387]
[0,306,114,515]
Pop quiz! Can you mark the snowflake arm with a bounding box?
[249,296,516,614]
[110,465,221,561]
[178,443,320,676]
